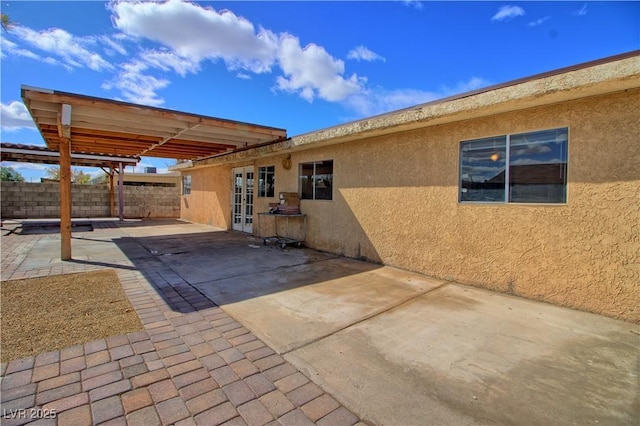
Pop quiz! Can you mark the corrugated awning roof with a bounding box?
[21,86,287,160]
[1,142,139,168]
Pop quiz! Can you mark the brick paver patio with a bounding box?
[0,221,364,426]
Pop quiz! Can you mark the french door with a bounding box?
[232,167,254,233]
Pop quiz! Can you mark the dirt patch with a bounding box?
[1,269,143,362]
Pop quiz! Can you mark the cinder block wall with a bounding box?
[1,182,180,219]
[122,185,180,218]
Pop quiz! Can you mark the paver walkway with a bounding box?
[1,220,363,426]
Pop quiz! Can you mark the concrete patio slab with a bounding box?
[164,242,336,285]
[194,258,447,353]
[286,284,639,425]
[124,225,337,285]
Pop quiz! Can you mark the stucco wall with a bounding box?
[184,89,640,323]
[1,182,180,219]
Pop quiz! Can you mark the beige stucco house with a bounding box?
[176,51,639,323]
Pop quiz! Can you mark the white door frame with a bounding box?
[232,166,254,233]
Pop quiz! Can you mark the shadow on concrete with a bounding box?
[66,258,139,271]
[113,218,190,228]
[17,221,94,235]
[112,226,382,314]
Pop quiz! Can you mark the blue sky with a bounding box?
[1,1,638,181]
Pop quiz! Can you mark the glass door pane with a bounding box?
[232,171,243,231]
[231,167,254,233]
[245,172,254,228]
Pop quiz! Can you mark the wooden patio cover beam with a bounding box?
[22,86,287,162]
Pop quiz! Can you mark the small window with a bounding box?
[182,175,191,195]
[257,166,275,198]
[460,135,507,202]
[299,160,333,200]
[460,128,568,203]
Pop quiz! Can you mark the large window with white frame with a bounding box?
[459,127,568,203]
[257,165,275,198]
[299,160,333,200]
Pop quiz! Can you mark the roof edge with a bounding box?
[190,50,640,169]
[295,49,640,138]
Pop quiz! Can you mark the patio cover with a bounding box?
[21,86,287,160]
[20,85,287,260]
[1,142,139,168]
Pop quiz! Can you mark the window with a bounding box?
[182,175,191,195]
[299,160,333,200]
[257,166,275,198]
[459,127,568,203]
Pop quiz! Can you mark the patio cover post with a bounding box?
[59,104,72,260]
[118,162,124,221]
[59,136,72,260]
[108,167,116,217]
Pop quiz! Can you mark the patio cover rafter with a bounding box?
[22,86,287,160]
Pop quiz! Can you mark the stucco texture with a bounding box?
[180,165,233,227]
[183,89,639,323]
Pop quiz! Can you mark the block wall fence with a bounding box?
[1,182,180,219]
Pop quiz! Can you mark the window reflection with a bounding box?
[460,136,506,202]
[258,166,275,198]
[509,128,568,203]
[299,160,333,200]
[459,128,568,204]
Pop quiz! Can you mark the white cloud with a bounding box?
[511,157,561,166]
[401,0,424,10]
[111,0,278,73]
[511,144,552,157]
[99,35,128,56]
[140,50,200,77]
[528,17,551,27]
[345,88,439,117]
[42,57,63,67]
[11,26,113,71]
[345,77,491,117]
[1,101,37,131]
[441,76,491,95]
[347,46,386,62]
[1,38,40,61]
[573,4,588,16]
[1,162,49,172]
[491,5,525,22]
[276,35,365,102]
[110,0,368,104]
[5,0,485,115]
[102,60,170,106]
[102,48,199,105]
